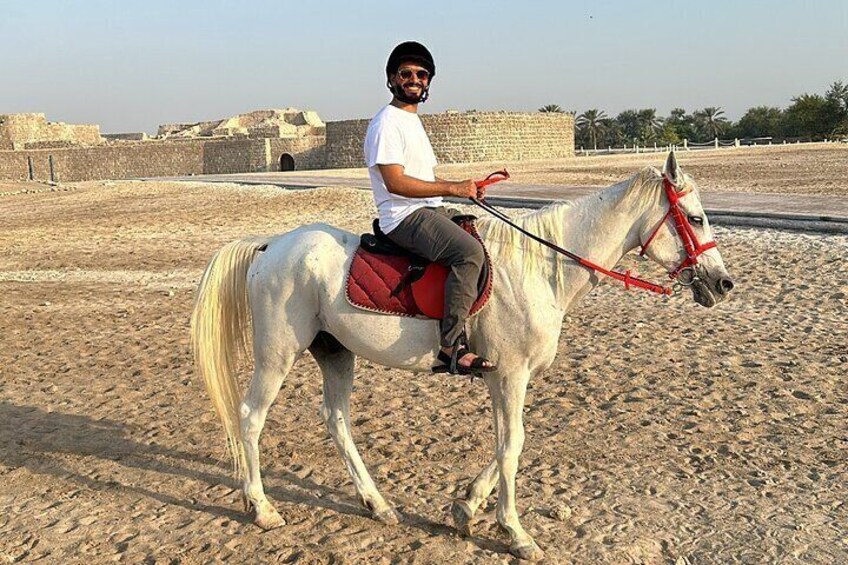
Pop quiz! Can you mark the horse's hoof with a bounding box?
[510,541,544,561]
[373,507,399,525]
[254,508,286,531]
[451,499,474,537]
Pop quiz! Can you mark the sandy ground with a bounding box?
[1,151,846,564]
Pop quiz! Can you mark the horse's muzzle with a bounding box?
[688,267,733,308]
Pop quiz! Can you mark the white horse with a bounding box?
[191,152,733,560]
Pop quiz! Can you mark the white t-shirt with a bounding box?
[364,104,442,233]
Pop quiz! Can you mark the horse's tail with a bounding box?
[190,237,268,480]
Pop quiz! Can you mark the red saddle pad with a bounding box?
[345,220,492,319]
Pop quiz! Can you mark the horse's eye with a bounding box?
[688,215,703,226]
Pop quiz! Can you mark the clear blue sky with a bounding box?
[1,0,845,133]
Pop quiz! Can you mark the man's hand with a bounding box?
[448,180,477,199]
[379,165,485,199]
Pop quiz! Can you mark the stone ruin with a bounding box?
[0,108,326,150]
[156,108,325,140]
[0,113,103,150]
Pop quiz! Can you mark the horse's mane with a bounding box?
[476,167,670,296]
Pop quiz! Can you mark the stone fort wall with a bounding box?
[268,136,326,171]
[0,137,326,183]
[324,111,575,169]
[0,111,573,181]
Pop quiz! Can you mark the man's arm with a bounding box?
[379,164,477,198]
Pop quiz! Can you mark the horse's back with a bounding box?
[253,223,357,277]
[244,224,358,350]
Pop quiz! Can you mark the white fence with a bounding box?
[576,138,842,157]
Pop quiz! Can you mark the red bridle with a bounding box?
[639,176,718,280]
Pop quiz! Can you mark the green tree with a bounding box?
[538,104,564,113]
[825,81,848,135]
[665,107,697,141]
[734,106,783,139]
[576,108,609,150]
[611,109,665,144]
[656,124,682,145]
[783,94,841,139]
[826,81,848,112]
[602,120,624,147]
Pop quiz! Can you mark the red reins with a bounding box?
[471,171,717,296]
[474,170,511,190]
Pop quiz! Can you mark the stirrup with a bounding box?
[432,337,497,376]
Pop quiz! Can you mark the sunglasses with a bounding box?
[397,68,430,81]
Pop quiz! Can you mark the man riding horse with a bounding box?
[364,41,496,375]
[192,39,735,562]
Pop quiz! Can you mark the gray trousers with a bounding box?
[386,206,485,347]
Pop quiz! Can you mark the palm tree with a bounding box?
[694,107,729,139]
[637,108,663,142]
[576,109,609,150]
[538,104,564,113]
[615,110,641,143]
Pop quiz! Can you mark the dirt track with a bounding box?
[1,149,846,564]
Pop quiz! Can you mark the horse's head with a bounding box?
[638,151,734,307]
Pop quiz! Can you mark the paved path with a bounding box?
[152,171,848,234]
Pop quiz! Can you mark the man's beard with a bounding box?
[391,82,428,104]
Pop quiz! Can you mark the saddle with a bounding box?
[345,217,493,319]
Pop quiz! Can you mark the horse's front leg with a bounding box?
[451,460,498,536]
[489,371,544,561]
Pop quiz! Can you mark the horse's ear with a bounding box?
[663,151,682,188]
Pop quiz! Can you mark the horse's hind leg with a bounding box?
[310,334,398,525]
[240,348,297,530]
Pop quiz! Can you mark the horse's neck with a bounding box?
[478,174,657,310]
[557,180,645,272]
[522,178,649,308]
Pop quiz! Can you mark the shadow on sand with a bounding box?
[0,401,508,555]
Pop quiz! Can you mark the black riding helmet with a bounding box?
[385,41,436,79]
